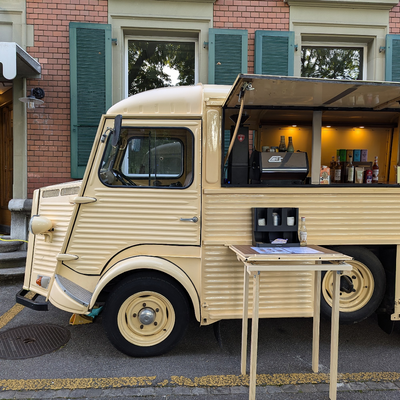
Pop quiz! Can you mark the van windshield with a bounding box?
[99,127,194,188]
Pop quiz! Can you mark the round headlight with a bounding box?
[29,215,53,235]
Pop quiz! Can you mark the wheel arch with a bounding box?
[90,256,200,321]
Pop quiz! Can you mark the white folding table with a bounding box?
[229,244,353,400]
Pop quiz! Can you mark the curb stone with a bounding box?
[0,381,400,399]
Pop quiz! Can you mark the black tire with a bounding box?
[102,273,190,357]
[321,246,386,324]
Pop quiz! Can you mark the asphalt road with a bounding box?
[1,279,400,399]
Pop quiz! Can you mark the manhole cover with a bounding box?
[0,324,71,359]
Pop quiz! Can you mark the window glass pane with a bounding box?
[100,127,193,188]
[123,136,183,178]
[301,47,363,80]
[128,40,195,95]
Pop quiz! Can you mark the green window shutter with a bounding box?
[385,34,400,82]
[69,22,112,179]
[208,28,248,85]
[254,31,294,76]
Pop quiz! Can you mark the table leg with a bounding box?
[249,272,260,400]
[241,267,250,375]
[312,270,321,373]
[329,270,341,400]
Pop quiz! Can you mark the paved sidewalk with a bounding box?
[0,380,400,399]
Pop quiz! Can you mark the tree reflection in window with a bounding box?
[301,47,363,80]
[128,40,195,95]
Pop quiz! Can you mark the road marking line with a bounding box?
[0,292,35,330]
[0,372,399,391]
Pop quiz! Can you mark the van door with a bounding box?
[63,119,201,276]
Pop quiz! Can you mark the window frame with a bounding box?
[99,126,195,189]
[124,35,199,98]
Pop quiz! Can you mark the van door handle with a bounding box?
[71,196,97,204]
[180,216,198,223]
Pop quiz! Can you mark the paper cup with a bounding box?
[287,217,295,226]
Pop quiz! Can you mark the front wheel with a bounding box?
[102,274,190,357]
[321,246,386,324]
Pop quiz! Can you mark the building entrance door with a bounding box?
[0,103,13,233]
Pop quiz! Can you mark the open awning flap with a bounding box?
[0,42,41,81]
[224,74,400,112]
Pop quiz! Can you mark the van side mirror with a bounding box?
[112,114,122,147]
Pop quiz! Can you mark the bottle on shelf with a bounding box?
[396,160,400,184]
[372,156,379,183]
[346,155,355,183]
[278,135,287,152]
[330,156,336,173]
[287,136,294,152]
[333,156,342,183]
[299,217,307,247]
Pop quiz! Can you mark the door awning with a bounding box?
[0,42,41,82]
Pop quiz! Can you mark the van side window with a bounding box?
[99,127,194,188]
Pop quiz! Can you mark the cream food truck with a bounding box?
[17,74,400,357]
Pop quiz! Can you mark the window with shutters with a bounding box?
[126,36,198,97]
[69,22,112,179]
[288,2,389,80]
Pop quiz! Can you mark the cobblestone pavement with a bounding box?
[0,380,400,400]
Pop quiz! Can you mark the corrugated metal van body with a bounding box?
[201,186,400,321]
[62,186,201,276]
[202,244,314,321]
[26,182,81,295]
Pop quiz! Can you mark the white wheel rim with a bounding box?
[322,260,375,313]
[117,291,175,347]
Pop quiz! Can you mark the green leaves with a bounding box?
[128,40,195,95]
[301,47,362,80]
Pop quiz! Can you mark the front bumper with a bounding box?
[16,289,48,311]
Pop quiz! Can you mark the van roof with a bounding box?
[107,84,231,117]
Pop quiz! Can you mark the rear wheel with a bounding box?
[321,246,386,324]
[102,274,190,357]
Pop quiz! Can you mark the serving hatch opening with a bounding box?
[222,74,400,187]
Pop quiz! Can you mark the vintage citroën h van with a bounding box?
[18,75,400,356]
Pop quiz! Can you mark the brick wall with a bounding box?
[26,0,108,196]
[390,4,400,33]
[213,0,290,73]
